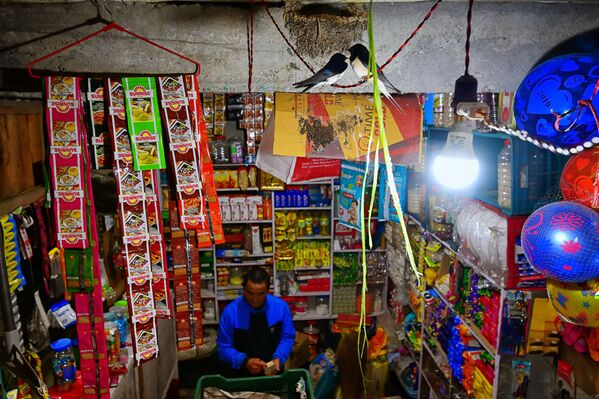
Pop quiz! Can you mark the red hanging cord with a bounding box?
[464,0,474,76]
[263,0,442,88]
[247,0,255,93]
[27,21,201,79]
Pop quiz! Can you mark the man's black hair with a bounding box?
[242,266,270,288]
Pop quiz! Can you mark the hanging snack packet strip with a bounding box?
[45,76,88,249]
[82,78,111,169]
[79,94,111,398]
[157,75,207,233]
[184,75,224,245]
[122,77,167,171]
[106,78,159,365]
[145,170,172,318]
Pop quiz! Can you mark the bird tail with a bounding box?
[379,73,402,95]
[382,93,406,115]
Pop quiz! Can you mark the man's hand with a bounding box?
[264,358,281,376]
[246,358,266,375]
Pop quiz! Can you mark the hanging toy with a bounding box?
[513,53,599,154]
[521,201,599,282]
[548,278,599,327]
[560,147,599,209]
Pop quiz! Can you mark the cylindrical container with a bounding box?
[315,296,329,316]
[294,297,308,316]
[51,338,77,391]
[303,321,320,359]
[229,267,244,286]
[203,299,216,321]
[229,136,244,164]
[355,291,374,315]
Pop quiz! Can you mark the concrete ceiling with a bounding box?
[1,1,599,93]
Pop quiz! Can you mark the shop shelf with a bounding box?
[212,162,256,168]
[332,248,386,253]
[221,219,273,224]
[431,288,497,356]
[280,291,330,297]
[293,311,335,321]
[295,235,331,240]
[215,252,274,258]
[275,206,332,211]
[195,369,314,399]
[426,127,567,216]
[215,261,272,267]
[216,187,260,192]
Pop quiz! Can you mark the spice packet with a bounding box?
[45,76,88,249]
[185,75,224,244]
[83,78,111,169]
[122,77,166,170]
[157,75,207,231]
[132,318,158,365]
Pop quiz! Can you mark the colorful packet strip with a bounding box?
[122,77,167,171]
[79,92,110,398]
[106,77,159,365]
[157,75,208,232]
[145,170,172,318]
[184,75,224,245]
[45,76,88,249]
[82,78,111,169]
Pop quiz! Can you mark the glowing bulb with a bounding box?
[432,117,479,190]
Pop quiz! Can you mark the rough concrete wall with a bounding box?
[1,1,598,92]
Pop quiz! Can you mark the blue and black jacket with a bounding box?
[217,294,296,372]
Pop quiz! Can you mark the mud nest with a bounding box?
[284,3,368,58]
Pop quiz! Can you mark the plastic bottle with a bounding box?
[229,136,244,164]
[303,321,320,358]
[497,139,512,209]
[51,338,76,390]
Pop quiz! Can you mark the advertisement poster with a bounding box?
[272,92,422,165]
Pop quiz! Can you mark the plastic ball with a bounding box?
[547,279,599,327]
[560,147,599,209]
[514,54,599,152]
[521,201,599,282]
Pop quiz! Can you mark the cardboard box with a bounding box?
[285,331,310,370]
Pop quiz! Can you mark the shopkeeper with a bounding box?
[217,267,296,376]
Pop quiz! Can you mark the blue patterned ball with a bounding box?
[521,201,599,282]
[514,54,599,154]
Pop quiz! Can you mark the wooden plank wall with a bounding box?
[0,100,45,199]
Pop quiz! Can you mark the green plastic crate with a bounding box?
[195,369,314,399]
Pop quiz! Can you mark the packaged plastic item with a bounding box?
[315,296,329,316]
[211,136,229,164]
[229,136,244,164]
[456,201,508,286]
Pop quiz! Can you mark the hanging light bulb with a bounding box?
[432,0,489,190]
[432,114,479,190]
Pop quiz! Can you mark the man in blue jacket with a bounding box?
[217,267,296,376]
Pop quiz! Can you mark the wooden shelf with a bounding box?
[0,186,45,215]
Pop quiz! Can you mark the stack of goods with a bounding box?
[332,286,356,314]
[201,93,225,137]
[213,166,259,190]
[274,184,332,208]
[219,195,271,222]
[274,210,331,240]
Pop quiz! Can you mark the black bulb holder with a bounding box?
[451,73,478,111]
